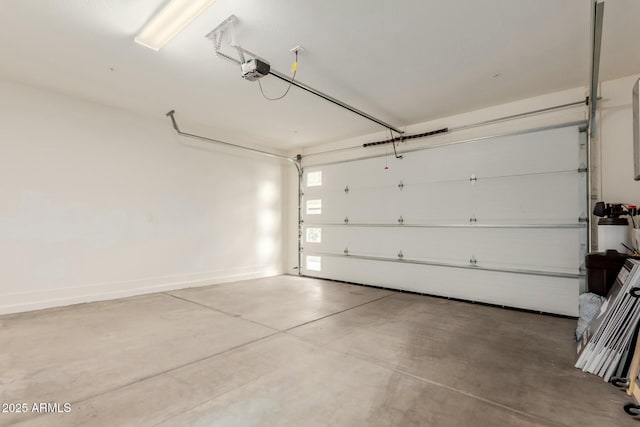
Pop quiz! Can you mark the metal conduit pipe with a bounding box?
[166,110,304,275]
[166,110,300,173]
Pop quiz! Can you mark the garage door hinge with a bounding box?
[578,165,588,173]
[579,216,589,223]
[344,216,349,224]
[344,185,349,194]
[398,216,404,224]
[344,247,349,255]
[469,174,477,182]
[470,256,478,266]
[398,181,404,190]
[397,250,404,259]
[469,216,477,223]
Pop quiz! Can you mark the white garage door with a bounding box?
[301,124,587,316]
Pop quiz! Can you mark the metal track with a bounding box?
[303,121,587,167]
[166,110,300,172]
[586,0,604,251]
[303,102,589,159]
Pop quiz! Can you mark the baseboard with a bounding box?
[0,267,282,315]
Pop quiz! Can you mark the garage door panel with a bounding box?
[473,173,582,223]
[301,125,585,315]
[305,226,582,272]
[449,126,581,177]
[323,177,585,226]
[377,126,581,183]
[308,256,579,316]
[318,158,403,190]
[470,228,582,271]
[399,181,474,223]
[346,188,403,222]
[313,227,469,265]
[308,126,580,187]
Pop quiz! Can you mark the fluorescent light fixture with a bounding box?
[135,0,216,51]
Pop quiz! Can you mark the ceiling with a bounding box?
[0,0,638,150]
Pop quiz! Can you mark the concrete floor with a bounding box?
[0,275,636,426]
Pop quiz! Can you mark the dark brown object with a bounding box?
[586,250,640,296]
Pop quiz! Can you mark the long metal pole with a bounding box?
[267,69,404,134]
[587,0,604,251]
[305,120,587,168]
[588,1,604,136]
[166,110,301,174]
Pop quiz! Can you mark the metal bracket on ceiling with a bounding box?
[206,15,237,52]
[205,14,256,64]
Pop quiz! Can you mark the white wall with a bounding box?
[0,79,287,315]
[286,74,640,274]
[599,75,640,202]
